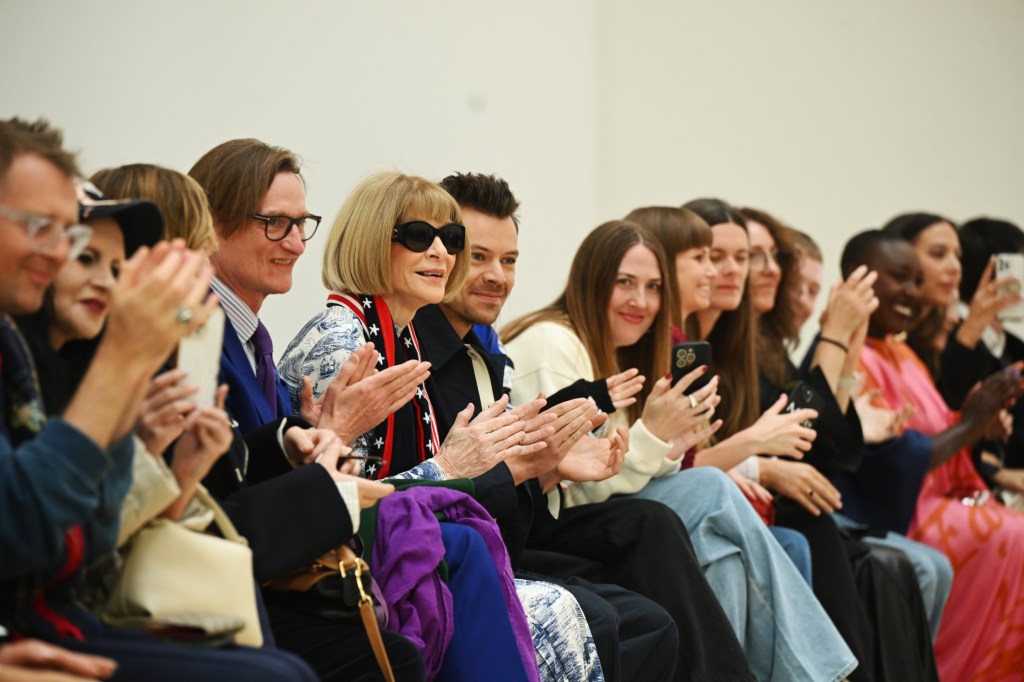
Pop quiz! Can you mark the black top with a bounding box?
[413,304,537,567]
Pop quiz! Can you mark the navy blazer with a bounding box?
[413,305,541,568]
[200,311,353,583]
[220,314,293,435]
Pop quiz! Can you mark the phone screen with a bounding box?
[996,253,1024,322]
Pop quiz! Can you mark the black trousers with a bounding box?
[775,500,937,682]
[851,542,939,682]
[525,497,755,682]
[265,603,425,681]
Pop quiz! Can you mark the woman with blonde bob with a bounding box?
[280,171,605,682]
[504,219,857,682]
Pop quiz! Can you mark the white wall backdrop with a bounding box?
[3,0,1023,353]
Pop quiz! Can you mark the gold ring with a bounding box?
[807,489,815,498]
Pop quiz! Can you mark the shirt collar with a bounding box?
[413,304,486,370]
[211,276,259,342]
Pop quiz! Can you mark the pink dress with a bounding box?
[859,337,1024,681]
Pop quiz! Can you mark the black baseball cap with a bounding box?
[78,181,164,256]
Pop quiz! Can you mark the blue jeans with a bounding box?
[632,468,856,682]
[768,526,813,586]
[833,512,952,639]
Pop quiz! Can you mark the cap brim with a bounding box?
[79,199,164,256]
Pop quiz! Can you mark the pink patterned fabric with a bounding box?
[859,337,1024,681]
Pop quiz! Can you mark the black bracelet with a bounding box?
[819,336,850,353]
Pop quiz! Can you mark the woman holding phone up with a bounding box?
[684,199,939,682]
[9,188,320,681]
[503,219,856,682]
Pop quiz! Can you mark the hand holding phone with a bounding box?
[783,381,825,429]
[174,307,225,407]
[995,253,1024,321]
[671,341,713,393]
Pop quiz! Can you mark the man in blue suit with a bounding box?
[189,139,425,681]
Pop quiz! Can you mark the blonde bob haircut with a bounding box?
[322,171,469,301]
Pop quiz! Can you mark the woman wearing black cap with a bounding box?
[12,191,321,681]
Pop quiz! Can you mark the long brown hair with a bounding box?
[739,206,800,387]
[502,220,673,423]
[684,198,761,438]
[625,206,711,337]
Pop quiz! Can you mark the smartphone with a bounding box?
[783,381,825,429]
[671,341,713,393]
[995,253,1024,322]
[174,307,225,406]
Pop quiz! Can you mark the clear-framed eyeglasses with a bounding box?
[250,213,322,242]
[749,249,782,273]
[0,203,93,259]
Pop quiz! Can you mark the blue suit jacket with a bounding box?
[220,315,293,435]
[200,312,352,583]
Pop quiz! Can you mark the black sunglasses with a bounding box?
[392,221,466,255]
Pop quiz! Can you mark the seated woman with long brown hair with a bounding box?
[503,218,857,682]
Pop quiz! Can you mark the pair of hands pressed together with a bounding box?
[295,341,638,492]
[135,373,235,521]
[66,241,221,451]
[282,424,395,510]
[506,367,648,490]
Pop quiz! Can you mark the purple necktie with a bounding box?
[251,321,278,419]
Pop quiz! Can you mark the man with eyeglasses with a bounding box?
[189,139,319,428]
[188,139,426,680]
[0,129,86,314]
[0,119,330,680]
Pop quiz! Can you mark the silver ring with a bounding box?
[688,394,698,409]
[175,307,194,324]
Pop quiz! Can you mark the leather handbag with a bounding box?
[264,545,394,682]
[103,485,263,647]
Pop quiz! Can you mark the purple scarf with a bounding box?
[371,486,539,682]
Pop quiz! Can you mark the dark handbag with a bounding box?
[264,545,394,682]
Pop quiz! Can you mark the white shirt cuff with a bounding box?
[734,455,761,483]
[336,481,361,533]
[546,485,562,520]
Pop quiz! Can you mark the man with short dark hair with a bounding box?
[413,172,756,682]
